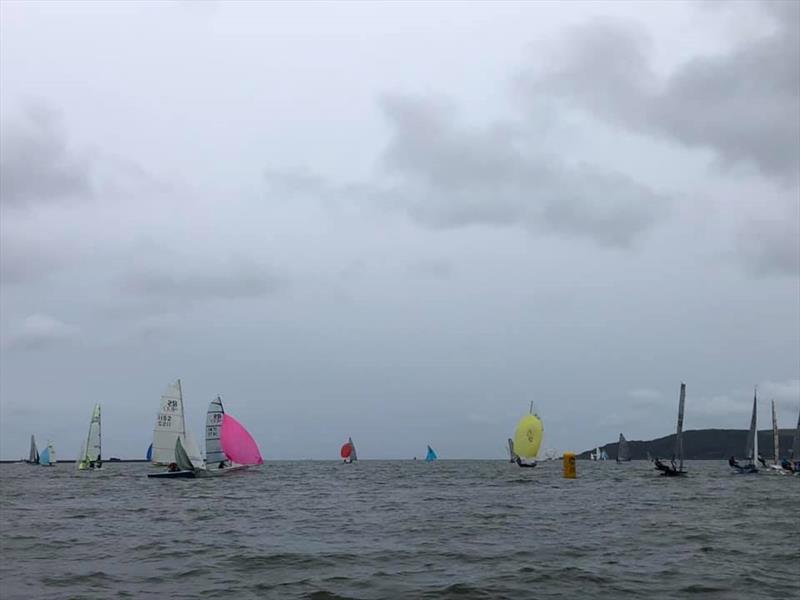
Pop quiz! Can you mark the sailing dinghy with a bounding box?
[40,442,56,467]
[78,404,102,470]
[729,388,759,474]
[512,402,543,468]
[425,445,438,462]
[654,383,687,476]
[151,379,202,467]
[616,434,631,463]
[507,438,517,463]
[340,437,357,463]
[767,400,787,474]
[26,435,39,464]
[148,396,263,479]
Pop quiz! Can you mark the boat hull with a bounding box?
[730,464,759,474]
[194,465,249,478]
[147,470,196,479]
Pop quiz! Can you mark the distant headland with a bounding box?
[580,429,797,460]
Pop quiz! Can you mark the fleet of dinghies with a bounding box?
[17,378,800,477]
[148,392,263,479]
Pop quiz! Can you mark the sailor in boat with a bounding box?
[757,455,767,468]
[728,456,740,469]
[653,457,680,475]
[167,462,179,472]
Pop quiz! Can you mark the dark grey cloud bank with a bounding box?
[376,95,667,248]
[523,1,800,181]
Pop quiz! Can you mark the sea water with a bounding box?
[0,460,797,599]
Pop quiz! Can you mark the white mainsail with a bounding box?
[152,379,187,465]
[205,396,226,468]
[86,404,101,462]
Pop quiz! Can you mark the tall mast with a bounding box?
[752,387,758,465]
[676,383,685,471]
[771,399,779,465]
[177,378,186,438]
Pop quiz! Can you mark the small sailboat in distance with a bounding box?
[616,434,631,463]
[26,435,39,464]
[425,445,438,462]
[78,404,102,470]
[507,438,516,463]
[768,400,785,474]
[340,437,357,463]
[512,402,542,468]
[654,383,687,476]
[729,388,759,474]
[146,443,153,462]
[40,442,56,466]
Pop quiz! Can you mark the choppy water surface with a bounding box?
[1,460,797,599]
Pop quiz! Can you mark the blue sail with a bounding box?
[425,445,437,462]
[40,446,51,466]
[146,443,153,462]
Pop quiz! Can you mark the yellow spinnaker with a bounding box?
[513,414,543,459]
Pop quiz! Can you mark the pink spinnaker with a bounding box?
[220,414,264,465]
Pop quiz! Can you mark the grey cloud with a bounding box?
[377,95,667,248]
[737,210,800,277]
[3,314,79,350]
[524,2,800,181]
[123,261,285,303]
[0,236,62,285]
[408,259,455,280]
[0,104,91,208]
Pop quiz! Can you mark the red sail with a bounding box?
[340,443,352,458]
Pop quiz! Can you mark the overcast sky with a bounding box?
[1,0,798,460]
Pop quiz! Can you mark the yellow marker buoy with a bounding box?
[563,452,576,478]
